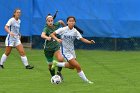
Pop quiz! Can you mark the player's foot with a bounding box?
[51,60,58,70]
[0,65,4,69]
[57,71,64,80]
[87,80,93,84]
[25,65,34,69]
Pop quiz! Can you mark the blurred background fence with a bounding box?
[1,36,140,51]
[0,0,140,51]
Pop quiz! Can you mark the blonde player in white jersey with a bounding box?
[0,8,34,69]
[51,16,95,84]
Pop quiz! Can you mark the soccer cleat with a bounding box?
[0,65,4,69]
[51,60,58,70]
[57,71,64,80]
[25,65,34,69]
[87,80,93,84]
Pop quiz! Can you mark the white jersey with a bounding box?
[55,26,82,61]
[6,17,21,36]
[5,17,21,46]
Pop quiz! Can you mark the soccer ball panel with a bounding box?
[51,75,62,84]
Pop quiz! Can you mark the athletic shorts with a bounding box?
[5,35,21,47]
[61,51,76,61]
[44,47,59,64]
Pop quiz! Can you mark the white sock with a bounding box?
[78,71,89,82]
[56,62,65,67]
[21,56,29,66]
[0,54,7,65]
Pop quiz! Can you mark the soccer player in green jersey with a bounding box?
[41,15,65,79]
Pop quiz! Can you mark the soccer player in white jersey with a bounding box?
[0,8,34,69]
[50,16,95,84]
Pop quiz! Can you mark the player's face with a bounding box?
[14,10,21,18]
[47,17,54,27]
[67,18,75,29]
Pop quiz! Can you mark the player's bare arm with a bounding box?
[4,25,15,36]
[80,38,95,44]
[50,32,62,43]
[58,20,66,27]
[41,32,51,41]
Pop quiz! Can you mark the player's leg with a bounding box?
[51,58,93,83]
[16,43,33,69]
[68,58,81,72]
[68,59,93,84]
[54,49,64,79]
[48,63,55,77]
[51,52,74,69]
[0,46,12,68]
[51,60,74,69]
[0,37,14,68]
[44,50,55,77]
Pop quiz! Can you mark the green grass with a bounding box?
[0,49,140,93]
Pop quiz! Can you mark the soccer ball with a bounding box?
[51,75,62,84]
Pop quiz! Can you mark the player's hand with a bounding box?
[57,39,62,43]
[9,32,15,37]
[90,40,95,44]
[46,37,51,41]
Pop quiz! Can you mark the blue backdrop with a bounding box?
[0,0,140,38]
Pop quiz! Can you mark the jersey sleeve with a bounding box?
[76,29,83,40]
[6,18,13,26]
[43,26,47,33]
[55,27,64,35]
[54,22,61,27]
[43,27,47,33]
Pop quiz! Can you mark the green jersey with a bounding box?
[43,22,60,51]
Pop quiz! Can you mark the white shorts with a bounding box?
[5,35,21,47]
[61,51,76,61]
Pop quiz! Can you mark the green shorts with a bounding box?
[44,47,59,64]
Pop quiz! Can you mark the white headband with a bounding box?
[46,15,53,20]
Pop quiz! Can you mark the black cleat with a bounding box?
[57,71,63,80]
[0,65,4,69]
[25,65,34,69]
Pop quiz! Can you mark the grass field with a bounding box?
[0,49,140,93]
